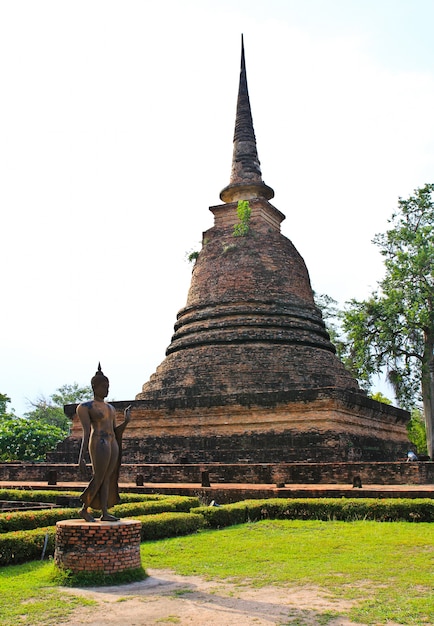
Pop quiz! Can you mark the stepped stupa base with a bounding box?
[49,388,412,465]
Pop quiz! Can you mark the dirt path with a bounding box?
[60,568,366,626]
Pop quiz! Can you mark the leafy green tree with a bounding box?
[316,294,427,454]
[406,408,428,455]
[24,382,92,432]
[370,392,392,405]
[314,293,348,362]
[0,393,14,419]
[341,184,434,457]
[0,383,92,461]
[315,295,398,398]
[0,417,65,462]
[50,383,92,407]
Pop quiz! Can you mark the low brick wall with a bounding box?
[118,461,434,485]
[54,519,142,574]
[1,460,433,486]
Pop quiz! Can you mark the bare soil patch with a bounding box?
[59,568,365,626]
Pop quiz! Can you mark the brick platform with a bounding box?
[54,519,142,574]
[2,479,433,504]
[3,460,433,486]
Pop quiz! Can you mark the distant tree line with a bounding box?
[0,384,91,462]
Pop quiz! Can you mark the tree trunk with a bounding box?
[422,332,434,459]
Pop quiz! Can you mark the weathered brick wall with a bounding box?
[3,461,433,485]
[50,428,408,464]
[56,389,410,464]
[54,519,142,574]
[119,461,434,485]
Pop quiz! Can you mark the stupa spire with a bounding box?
[220,35,274,203]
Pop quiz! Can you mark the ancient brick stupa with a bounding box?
[61,38,410,464]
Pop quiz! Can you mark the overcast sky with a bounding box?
[2,0,434,415]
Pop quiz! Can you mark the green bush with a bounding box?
[191,502,247,527]
[118,493,168,503]
[0,496,200,533]
[136,512,204,540]
[2,496,433,568]
[0,508,79,533]
[0,512,204,567]
[191,498,434,527]
[111,496,200,518]
[0,418,66,461]
[0,489,167,505]
[0,489,81,503]
[0,526,55,566]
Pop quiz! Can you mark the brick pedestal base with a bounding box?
[54,519,142,574]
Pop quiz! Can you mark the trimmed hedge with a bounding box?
[0,496,200,533]
[0,489,167,504]
[111,496,200,519]
[0,526,56,566]
[0,508,80,533]
[0,512,203,566]
[191,498,434,527]
[0,489,81,503]
[2,496,433,568]
[118,493,168,503]
[136,512,204,540]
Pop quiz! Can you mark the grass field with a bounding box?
[0,519,433,625]
[139,519,434,625]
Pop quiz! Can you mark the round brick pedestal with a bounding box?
[54,519,142,574]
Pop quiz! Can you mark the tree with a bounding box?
[24,382,92,432]
[50,383,92,407]
[370,392,392,405]
[0,382,92,461]
[0,393,14,419]
[341,184,434,457]
[0,417,65,462]
[314,293,348,362]
[406,408,428,455]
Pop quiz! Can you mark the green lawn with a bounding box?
[0,560,95,626]
[0,519,433,625]
[140,519,434,625]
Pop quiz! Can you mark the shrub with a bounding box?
[0,489,168,505]
[136,512,204,541]
[0,489,81,503]
[0,508,79,533]
[233,200,251,237]
[0,417,66,461]
[111,496,200,519]
[0,526,55,566]
[191,498,434,528]
[0,496,201,533]
[0,512,204,566]
[118,493,168,503]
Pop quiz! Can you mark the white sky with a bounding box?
[2,0,434,415]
